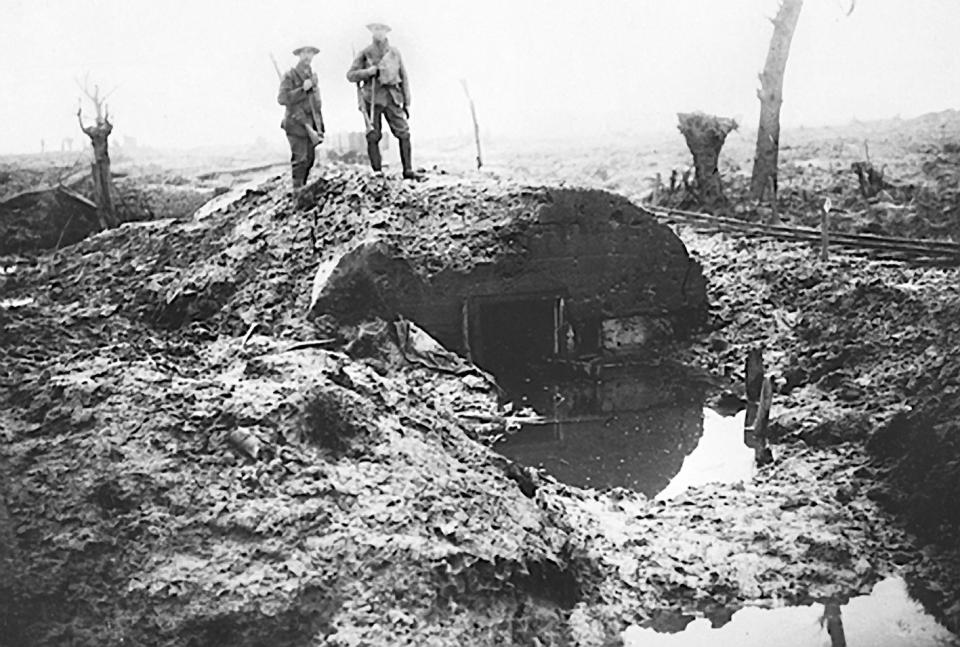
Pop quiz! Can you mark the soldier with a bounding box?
[278,45,325,189]
[347,22,419,180]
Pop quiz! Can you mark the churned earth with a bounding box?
[1,157,959,646]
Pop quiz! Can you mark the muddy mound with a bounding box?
[2,165,689,645]
[302,171,706,365]
[0,333,585,645]
[0,166,603,644]
[3,165,706,356]
[6,164,957,644]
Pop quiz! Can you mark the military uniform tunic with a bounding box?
[347,41,411,142]
[277,62,324,187]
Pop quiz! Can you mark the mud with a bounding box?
[0,154,280,253]
[1,152,959,646]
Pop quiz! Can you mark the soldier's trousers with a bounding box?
[364,98,411,172]
[286,134,315,188]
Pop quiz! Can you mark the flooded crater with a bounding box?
[494,366,755,498]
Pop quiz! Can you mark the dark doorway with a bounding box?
[468,293,563,374]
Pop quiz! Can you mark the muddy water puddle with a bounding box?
[495,370,958,645]
[495,369,755,497]
[623,577,958,646]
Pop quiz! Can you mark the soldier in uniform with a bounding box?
[278,45,325,189]
[347,22,419,180]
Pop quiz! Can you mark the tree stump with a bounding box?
[677,112,738,208]
[851,161,887,198]
[77,83,118,229]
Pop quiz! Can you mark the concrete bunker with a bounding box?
[308,180,707,374]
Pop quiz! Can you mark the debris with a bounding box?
[228,427,263,460]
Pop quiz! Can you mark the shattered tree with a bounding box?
[677,112,738,207]
[750,0,804,202]
[77,82,118,229]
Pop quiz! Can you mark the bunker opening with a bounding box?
[466,294,755,499]
[466,291,565,376]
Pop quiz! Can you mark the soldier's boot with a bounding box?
[367,141,382,172]
[399,138,420,180]
[292,171,305,190]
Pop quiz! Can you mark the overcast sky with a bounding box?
[1,0,959,154]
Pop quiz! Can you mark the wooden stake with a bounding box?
[744,347,765,432]
[460,79,483,170]
[240,322,258,348]
[755,375,774,439]
[821,197,832,260]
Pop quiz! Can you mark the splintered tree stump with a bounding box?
[82,120,117,230]
[677,112,738,208]
[77,82,118,229]
[851,161,887,198]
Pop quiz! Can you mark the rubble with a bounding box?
[0,187,100,254]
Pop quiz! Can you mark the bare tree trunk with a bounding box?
[88,126,117,229]
[77,82,119,229]
[677,112,738,208]
[750,0,804,202]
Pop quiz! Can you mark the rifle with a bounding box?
[353,46,374,133]
[270,52,323,147]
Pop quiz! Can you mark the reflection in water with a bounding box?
[0,296,34,308]
[821,602,847,647]
[622,577,958,646]
[656,408,754,500]
[495,371,754,497]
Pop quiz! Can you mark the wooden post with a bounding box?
[460,80,483,170]
[462,300,473,363]
[821,602,847,647]
[744,347,764,432]
[821,197,831,260]
[745,348,765,400]
[755,376,773,439]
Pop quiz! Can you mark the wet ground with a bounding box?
[496,369,754,498]
[495,367,958,645]
[3,161,960,645]
[623,577,956,646]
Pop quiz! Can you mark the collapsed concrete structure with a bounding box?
[306,174,707,373]
[0,187,100,254]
